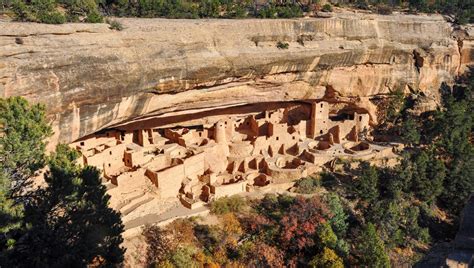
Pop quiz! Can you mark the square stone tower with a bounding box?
[311,101,329,138]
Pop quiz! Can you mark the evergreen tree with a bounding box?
[7,145,125,267]
[0,97,52,205]
[441,156,474,215]
[400,117,420,146]
[358,223,391,268]
[0,97,52,259]
[411,151,446,203]
[369,200,403,247]
[326,193,348,238]
[432,91,472,158]
[431,75,473,214]
[355,162,379,204]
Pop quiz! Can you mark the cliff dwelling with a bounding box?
[71,101,395,216]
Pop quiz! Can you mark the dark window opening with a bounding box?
[359,116,362,121]
[330,113,354,121]
[320,130,323,134]
[320,103,323,108]
[276,137,279,141]
[80,141,85,146]
[109,151,112,155]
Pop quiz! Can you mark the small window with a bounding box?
[199,133,202,137]
[359,116,362,121]
[276,137,279,141]
[108,163,111,167]
[80,141,85,146]
[320,103,323,108]
[109,151,112,155]
[320,130,323,134]
[225,121,228,125]
[292,136,296,140]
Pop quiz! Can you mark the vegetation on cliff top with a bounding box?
[0,0,472,24]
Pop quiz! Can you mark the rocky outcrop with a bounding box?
[0,12,472,146]
[445,194,474,268]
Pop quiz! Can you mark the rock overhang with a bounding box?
[1,12,472,147]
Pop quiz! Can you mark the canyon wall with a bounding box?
[0,12,472,145]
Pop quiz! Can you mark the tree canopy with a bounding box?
[0,97,124,267]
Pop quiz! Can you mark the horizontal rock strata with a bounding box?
[0,12,472,146]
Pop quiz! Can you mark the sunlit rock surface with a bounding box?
[1,12,472,145]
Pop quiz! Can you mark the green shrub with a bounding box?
[85,9,103,23]
[37,10,66,24]
[322,3,332,12]
[11,0,31,21]
[228,4,247,18]
[11,0,66,24]
[277,5,302,18]
[276,41,289,49]
[169,246,198,267]
[210,195,246,215]
[355,0,369,10]
[107,19,124,31]
[294,176,320,194]
[199,0,220,18]
[377,4,392,15]
[258,4,277,18]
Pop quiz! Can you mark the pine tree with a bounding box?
[400,117,420,146]
[441,156,474,215]
[358,223,391,268]
[8,145,125,267]
[0,97,53,266]
[411,151,446,203]
[430,76,473,214]
[355,162,379,204]
[0,97,52,233]
[326,193,348,238]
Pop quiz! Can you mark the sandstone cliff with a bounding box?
[0,12,472,145]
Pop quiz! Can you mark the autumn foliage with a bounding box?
[140,194,350,267]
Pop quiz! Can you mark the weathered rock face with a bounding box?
[0,12,472,146]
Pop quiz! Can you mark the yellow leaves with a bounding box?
[221,213,242,236]
[310,247,344,268]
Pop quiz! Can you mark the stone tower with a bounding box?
[355,112,370,132]
[311,101,329,138]
[214,120,227,144]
